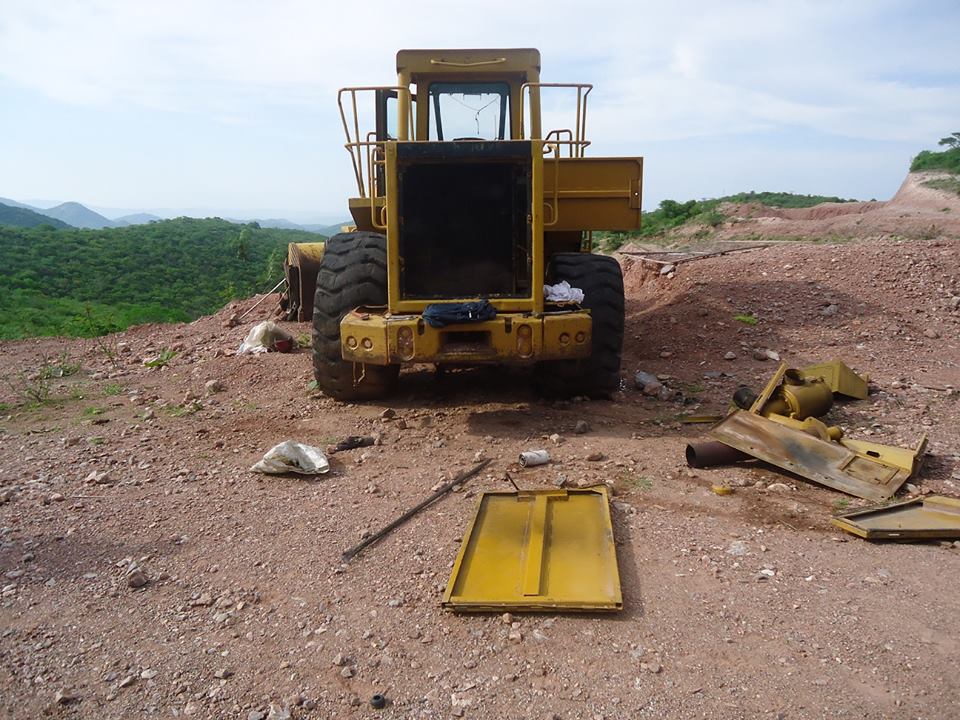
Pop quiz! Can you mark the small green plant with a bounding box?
[144,348,177,368]
[38,353,81,379]
[616,471,653,492]
[306,379,319,392]
[0,401,12,412]
[88,436,105,445]
[166,402,200,417]
[297,333,312,349]
[734,313,758,326]
[922,177,960,196]
[82,406,105,417]
[103,383,124,396]
[684,382,705,394]
[833,498,850,512]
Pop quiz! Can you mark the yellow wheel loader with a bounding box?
[312,48,642,400]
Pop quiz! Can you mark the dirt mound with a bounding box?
[699,172,960,242]
[1,236,959,718]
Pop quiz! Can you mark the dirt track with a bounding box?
[2,184,960,718]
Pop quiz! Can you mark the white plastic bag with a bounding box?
[250,440,330,475]
[237,321,295,355]
[543,280,585,303]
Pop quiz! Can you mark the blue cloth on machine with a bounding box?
[422,300,497,328]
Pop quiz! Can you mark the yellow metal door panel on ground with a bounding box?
[542,157,642,231]
[442,486,622,612]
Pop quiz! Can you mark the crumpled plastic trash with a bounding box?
[250,440,330,475]
[237,321,295,354]
[543,280,585,303]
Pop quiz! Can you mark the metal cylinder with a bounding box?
[685,441,750,468]
[519,449,550,467]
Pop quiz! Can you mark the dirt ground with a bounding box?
[2,181,959,719]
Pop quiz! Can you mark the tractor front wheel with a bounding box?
[311,231,399,401]
[533,253,625,398]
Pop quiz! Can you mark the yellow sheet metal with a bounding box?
[800,360,869,400]
[832,496,960,540]
[442,486,622,612]
[709,410,923,501]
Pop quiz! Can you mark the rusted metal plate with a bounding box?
[442,486,622,612]
[832,496,960,540]
[709,410,917,501]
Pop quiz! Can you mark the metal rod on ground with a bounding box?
[239,278,286,321]
[342,458,492,562]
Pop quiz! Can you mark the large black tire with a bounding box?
[312,232,399,400]
[533,253,625,398]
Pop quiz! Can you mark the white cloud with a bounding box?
[0,0,957,211]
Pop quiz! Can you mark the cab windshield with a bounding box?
[428,82,510,141]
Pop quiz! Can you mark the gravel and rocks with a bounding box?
[1,225,959,718]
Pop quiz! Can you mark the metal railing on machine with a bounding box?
[520,82,593,158]
[337,86,414,230]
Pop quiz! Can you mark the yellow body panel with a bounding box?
[832,496,960,540]
[442,486,622,612]
[340,308,592,365]
[543,157,643,231]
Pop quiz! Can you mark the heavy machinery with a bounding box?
[312,48,643,399]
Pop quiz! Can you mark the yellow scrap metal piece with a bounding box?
[442,486,622,612]
[800,360,869,400]
[748,361,869,420]
[284,242,326,322]
[832,496,960,540]
[708,410,926,501]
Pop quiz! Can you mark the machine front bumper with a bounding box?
[340,309,592,365]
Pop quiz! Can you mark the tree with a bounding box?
[938,132,960,149]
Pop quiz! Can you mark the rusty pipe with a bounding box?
[686,441,750,468]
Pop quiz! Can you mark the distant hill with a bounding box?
[114,212,164,225]
[0,196,35,210]
[0,202,71,229]
[41,201,119,229]
[0,217,319,339]
[248,218,346,235]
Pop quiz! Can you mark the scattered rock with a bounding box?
[923,328,940,339]
[549,433,563,446]
[266,705,291,720]
[752,349,768,361]
[213,669,233,679]
[333,653,347,666]
[140,669,157,680]
[126,567,149,589]
[586,452,605,462]
[55,689,76,705]
[83,470,113,485]
[726,541,749,557]
[764,349,781,361]
[204,379,224,394]
[659,264,676,276]
[640,661,661,674]
[724,351,737,360]
[574,420,590,434]
[501,613,513,625]
[380,408,396,420]
[248,711,266,720]
[340,666,355,679]
[766,482,792,493]
[820,304,838,316]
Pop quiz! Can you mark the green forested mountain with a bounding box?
[0,202,71,229]
[0,217,322,339]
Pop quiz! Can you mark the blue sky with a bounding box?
[1,0,958,223]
